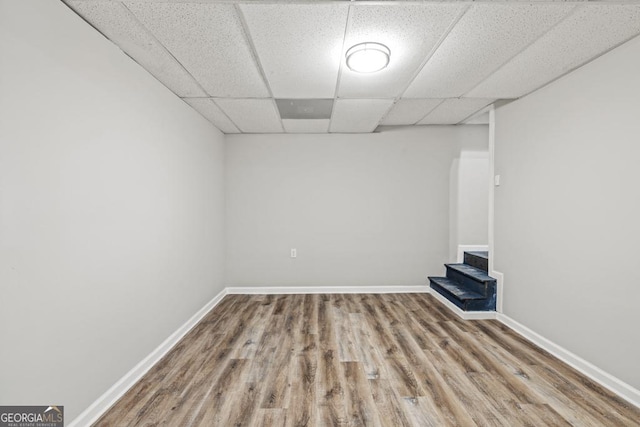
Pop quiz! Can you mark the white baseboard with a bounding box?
[225,285,430,295]
[429,288,497,320]
[68,288,229,427]
[456,245,489,263]
[497,313,640,409]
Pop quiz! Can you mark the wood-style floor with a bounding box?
[95,293,640,426]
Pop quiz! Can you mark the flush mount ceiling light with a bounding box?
[345,42,390,73]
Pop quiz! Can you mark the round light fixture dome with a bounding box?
[345,42,390,73]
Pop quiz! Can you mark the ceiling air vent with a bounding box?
[275,99,333,120]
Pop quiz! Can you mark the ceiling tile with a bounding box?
[339,4,464,99]
[275,99,333,120]
[418,98,494,125]
[239,3,348,99]
[283,119,330,134]
[462,111,490,125]
[330,99,394,133]
[467,4,640,99]
[215,99,283,133]
[403,3,575,98]
[124,1,269,98]
[183,98,240,134]
[68,1,205,97]
[381,99,444,126]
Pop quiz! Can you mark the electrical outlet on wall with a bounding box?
[290,248,297,258]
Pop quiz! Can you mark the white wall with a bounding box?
[494,35,640,389]
[449,138,489,260]
[225,126,488,287]
[0,0,225,420]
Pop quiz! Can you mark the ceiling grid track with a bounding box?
[61,0,207,100]
[118,1,242,131]
[460,3,581,100]
[507,6,640,102]
[411,99,446,126]
[456,99,498,125]
[233,4,283,133]
[377,3,472,127]
[329,3,355,132]
[118,1,208,97]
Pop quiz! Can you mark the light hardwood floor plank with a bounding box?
[368,379,413,427]
[93,294,640,427]
[342,361,382,427]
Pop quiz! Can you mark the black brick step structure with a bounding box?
[463,251,488,272]
[429,251,496,311]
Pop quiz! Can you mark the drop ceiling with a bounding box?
[64,0,640,134]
